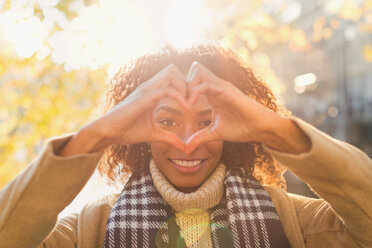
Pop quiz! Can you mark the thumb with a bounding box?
[185,128,216,154]
[151,128,185,152]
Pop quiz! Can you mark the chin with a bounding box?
[166,172,208,192]
[169,177,203,191]
[172,182,202,193]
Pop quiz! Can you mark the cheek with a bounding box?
[205,141,224,160]
[150,142,169,159]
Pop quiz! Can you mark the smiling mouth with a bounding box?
[169,159,206,167]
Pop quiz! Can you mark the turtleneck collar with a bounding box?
[149,160,226,212]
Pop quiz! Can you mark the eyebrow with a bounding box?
[156,106,212,116]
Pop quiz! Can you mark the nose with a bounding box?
[178,124,198,144]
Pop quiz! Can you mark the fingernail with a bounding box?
[186,74,191,84]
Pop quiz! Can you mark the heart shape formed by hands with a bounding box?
[152,61,278,154]
[67,62,278,156]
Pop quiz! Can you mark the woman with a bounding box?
[0,45,371,248]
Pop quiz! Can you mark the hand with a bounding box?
[59,64,189,156]
[184,61,283,154]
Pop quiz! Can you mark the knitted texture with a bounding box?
[103,161,290,248]
[150,161,226,247]
[149,161,226,212]
[175,209,212,247]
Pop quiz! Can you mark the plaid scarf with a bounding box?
[103,164,290,248]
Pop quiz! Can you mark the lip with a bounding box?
[170,157,205,160]
[169,159,207,173]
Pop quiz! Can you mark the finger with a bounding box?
[144,86,188,110]
[184,128,217,154]
[151,128,185,152]
[146,64,187,97]
[188,82,223,105]
[186,61,216,88]
[186,62,199,84]
[186,61,203,87]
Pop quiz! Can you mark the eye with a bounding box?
[199,119,212,128]
[159,119,178,127]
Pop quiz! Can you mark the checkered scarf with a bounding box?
[103,165,290,248]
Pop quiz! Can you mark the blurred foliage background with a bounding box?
[0,0,371,205]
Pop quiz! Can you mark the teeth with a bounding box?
[171,159,202,167]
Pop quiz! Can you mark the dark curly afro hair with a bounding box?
[98,44,288,189]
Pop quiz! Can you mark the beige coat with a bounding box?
[0,118,371,248]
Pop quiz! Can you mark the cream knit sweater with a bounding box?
[149,161,226,248]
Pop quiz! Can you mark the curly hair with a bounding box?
[98,44,288,189]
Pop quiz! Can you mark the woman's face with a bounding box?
[150,94,223,193]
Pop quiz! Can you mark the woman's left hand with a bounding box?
[184,62,311,154]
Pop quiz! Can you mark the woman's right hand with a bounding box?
[59,64,188,156]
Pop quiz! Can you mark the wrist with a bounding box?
[79,122,111,152]
[58,122,108,157]
[258,116,311,154]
